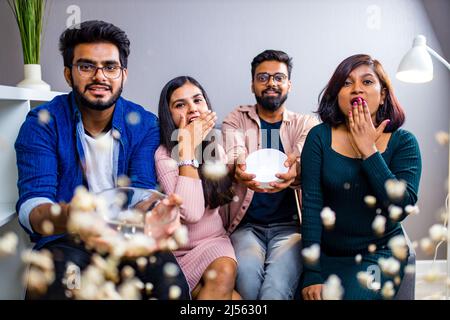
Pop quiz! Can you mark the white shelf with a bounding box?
[0,85,65,228]
[0,85,64,102]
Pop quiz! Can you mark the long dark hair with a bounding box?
[158,76,233,209]
[317,54,405,132]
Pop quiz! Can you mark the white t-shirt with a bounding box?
[83,129,115,193]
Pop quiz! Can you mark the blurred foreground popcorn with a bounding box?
[388,205,403,222]
[384,179,406,201]
[388,235,408,261]
[302,244,320,265]
[320,207,336,230]
[435,131,449,145]
[0,232,18,257]
[322,274,344,300]
[364,195,377,207]
[22,249,55,297]
[429,224,447,242]
[201,161,228,180]
[372,215,386,236]
[381,281,395,299]
[378,257,400,277]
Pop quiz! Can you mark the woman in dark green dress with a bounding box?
[300,54,421,300]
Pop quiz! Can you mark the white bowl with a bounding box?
[245,149,288,189]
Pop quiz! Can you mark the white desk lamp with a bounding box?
[396,34,450,299]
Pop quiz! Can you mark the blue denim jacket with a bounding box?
[15,93,160,249]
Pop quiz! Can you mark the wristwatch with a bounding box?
[177,159,199,169]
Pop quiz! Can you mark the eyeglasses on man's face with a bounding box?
[71,62,125,79]
[255,72,288,84]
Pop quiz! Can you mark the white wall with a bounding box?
[0,0,448,262]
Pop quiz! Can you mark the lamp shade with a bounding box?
[396,35,433,83]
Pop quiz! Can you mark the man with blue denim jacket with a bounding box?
[15,20,189,299]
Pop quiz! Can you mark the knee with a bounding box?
[204,260,237,293]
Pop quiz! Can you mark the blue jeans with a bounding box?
[230,222,302,300]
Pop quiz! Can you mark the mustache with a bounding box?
[84,83,112,92]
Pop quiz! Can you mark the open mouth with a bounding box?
[188,116,199,123]
[350,97,366,105]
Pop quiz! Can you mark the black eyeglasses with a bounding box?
[255,72,288,84]
[71,63,125,79]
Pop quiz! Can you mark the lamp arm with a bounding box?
[426,46,450,71]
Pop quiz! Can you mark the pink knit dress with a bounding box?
[155,146,236,292]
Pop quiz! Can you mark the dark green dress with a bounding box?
[300,123,421,299]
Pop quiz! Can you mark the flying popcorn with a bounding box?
[205,269,218,280]
[112,129,121,140]
[118,279,142,300]
[435,131,449,145]
[381,281,395,299]
[126,112,141,126]
[368,244,377,253]
[50,204,62,217]
[145,282,154,295]
[355,254,362,264]
[378,257,400,276]
[419,237,435,255]
[202,161,228,180]
[356,271,375,290]
[322,274,344,300]
[25,268,50,297]
[22,249,55,297]
[388,205,403,222]
[384,179,406,201]
[372,215,386,236]
[320,207,336,229]
[364,195,377,207]
[0,232,18,257]
[429,224,447,242]
[404,205,420,216]
[136,257,148,271]
[70,186,97,212]
[41,220,54,235]
[123,234,157,257]
[169,285,182,299]
[38,109,51,125]
[121,265,135,280]
[92,254,119,283]
[117,175,131,187]
[388,235,408,260]
[163,262,180,278]
[173,225,189,246]
[302,244,320,265]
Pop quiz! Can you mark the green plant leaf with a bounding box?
[8,0,46,65]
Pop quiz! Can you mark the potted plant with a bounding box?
[8,0,50,90]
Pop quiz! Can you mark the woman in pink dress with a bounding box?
[155,76,240,300]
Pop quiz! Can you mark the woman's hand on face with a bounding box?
[302,284,323,300]
[178,110,217,157]
[347,98,390,159]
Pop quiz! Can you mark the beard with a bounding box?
[255,89,288,112]
[72,75,123,111]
